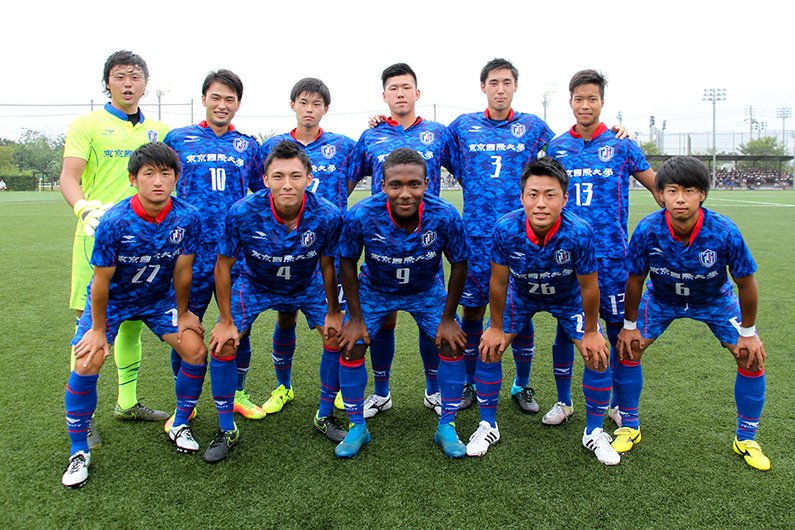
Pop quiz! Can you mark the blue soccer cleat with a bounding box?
[434,422,466,458]
[335,423,371,458]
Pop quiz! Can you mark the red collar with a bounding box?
[131,194,172,224]
[665,208,703,247]
[568,122,608,140]
[270,193,306,229]
[484,108,515,121]
[525,215,561,247]
[198,120,235,131]
[386,199,424,232]
[385,116,422,128]
[290,128,323,143]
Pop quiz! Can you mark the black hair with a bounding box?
[290,77,331,106]
[383,148,427,179]
[569,69,607,99]
[128,142,181,178]
[263,140,313,175]
[480,58,519,84]
[381,63,417,88]
[520,157,569,193]
[103,50,149,97]
[655,156,711,199]
[202,69,244,100]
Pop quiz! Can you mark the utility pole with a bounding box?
[617,111,623,125]
[541,84,555,123]
[703,88,727,182]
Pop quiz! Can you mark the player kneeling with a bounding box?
[478,157,619,465]
[617,156,769,470]
[62,143,206,488]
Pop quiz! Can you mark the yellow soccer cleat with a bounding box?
[262,385,294,414]
[164,408,197,433]
[334,391,345,411]
[733,438,770,471]
[611,427,642,453]
[234,390,266,419]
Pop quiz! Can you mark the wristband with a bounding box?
[740,325,756,337]
[623,319,637,330]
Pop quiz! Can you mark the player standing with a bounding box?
[62,142,206,487]
[616,156,769,470]
[476,157,619,465]
[209,140,345,459]
[59,51,171,447]
[336,148,469,458]
[163,69,265,422]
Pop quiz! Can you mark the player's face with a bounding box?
[661,183,705,223]
[107,64,147,111]
[291,91,328,129]
[383,75,420,118]
[129,164,177,207]
[521,175,568,235]
[481,68,517,113]
[382,164,427,220]
[202,82,241,130]
[570,83,604,128]
[265,157,312,211]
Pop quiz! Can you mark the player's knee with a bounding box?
[277,311,298,328]
[73,353,105,376]
[732,346,760,371]
[382,312,398,327]
[583,356,608,372]
[438,340,463,360]
[462,305,487,322]
[342,344,367,362]
[215,340,237,361]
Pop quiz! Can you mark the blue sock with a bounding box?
[318,347,341,418]
[614,358,643,429]
[582,367,611,434]
[419,331,440,394]
[512,320,535,387]
[65,372,98,454]
[272,323,296,389]
[235,335,252,392]
[210,353,236,431]
[174,361,206,426]
[552,324,574,406]
[339,357,367,425]
[461,319,483,386]
[170,348,181,383]
[437,354,464,425]
[474,358,503,428]
[735,368,765,441]
[605,323,621,408]
[370,324,395,397]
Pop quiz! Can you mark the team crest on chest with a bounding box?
[699,249,717,268]
[233,138,248,153]
[511,123,526,138]
[147,130,158,142]
[322,144,336,159]
[421,230,437,247]
[168,227,185,244]
[419,131,434,146]
[598,146,614,162]
[554,249,571,265]
[301,230,316,248]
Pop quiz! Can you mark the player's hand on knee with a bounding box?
[339,318,369,359]
[435,318,466,353]
[736,335,766,370]
[323,311,344,341]
[177,311,205,343]
[74,329,110,369]
[210,322,239,355]
[479,326,508,363]
[617,328,642,361]
[581,331,609,370]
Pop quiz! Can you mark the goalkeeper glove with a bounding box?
[74,199,113,237]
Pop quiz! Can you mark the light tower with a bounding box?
[703,88,726,182]
[777,107,792,151]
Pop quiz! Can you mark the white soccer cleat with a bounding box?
[62,451,91,488]
[582,427,621,465]
[542,401,574,425]
[362,393,393,419]
[608,406,622,428]
[424,391,442,416]
[466,420,501,457]
[169,425,200,454]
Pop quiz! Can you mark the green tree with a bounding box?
[639,140,663,171]
[12,129,65,182]
[0,143,22,175]
[737,136,787,170]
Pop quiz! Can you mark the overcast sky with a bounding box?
[2,0,792,154]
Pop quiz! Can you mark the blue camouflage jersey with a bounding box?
[338,192,468,295]
[90,195,201,307]
[259,129,355,213]
[626,208,757,305]
[492,208,597,305]
[163,122,263,244]
[345,118,455,196]
[218,190,342,295]
[448,109,554,237]
[548,123,650,259]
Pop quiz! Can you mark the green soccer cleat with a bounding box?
[262,385,294,414]
[164,408,197,433]
[434,422,466,458]
[314,411,347,443]
[234,390,266,419]
[113,403,169,421]
[611,427,642,453]
[203,424,240,463]
[335,423,370,458]
[733,438,770,471]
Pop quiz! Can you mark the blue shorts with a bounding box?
[503,285,593,340]
[461,236,491,308]
[231,272,328,332]
[190,243,248,319]
[72,295,178,345]
[637,288,742,345]
[596,257,628,324]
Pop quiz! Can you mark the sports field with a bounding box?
[1,190,794,529]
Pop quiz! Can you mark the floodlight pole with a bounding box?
[777,107,792,151]
[703,88,726,183]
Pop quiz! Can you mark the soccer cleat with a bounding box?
[262,385,294,414]
[164,408,197,433]
[87,417,101,449]
[466,420,501,457]
[511,383,540,414]
[424,391,442,416]
[169,425,199,454]
[434,422,466,458]
[733,438,771,471]
[335,423,371,458]
[362,393,393,419]
[203,424,240,463]
[234,390,266,419]
[582,428,621,465]
[62,451,90,488]
[608,406,622,428]
[113,403,169,421]
[542,402,574,425]
[334,391,344,410]
[314,412,347,443]
[611,427,642,453]
[459,384,477,410]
